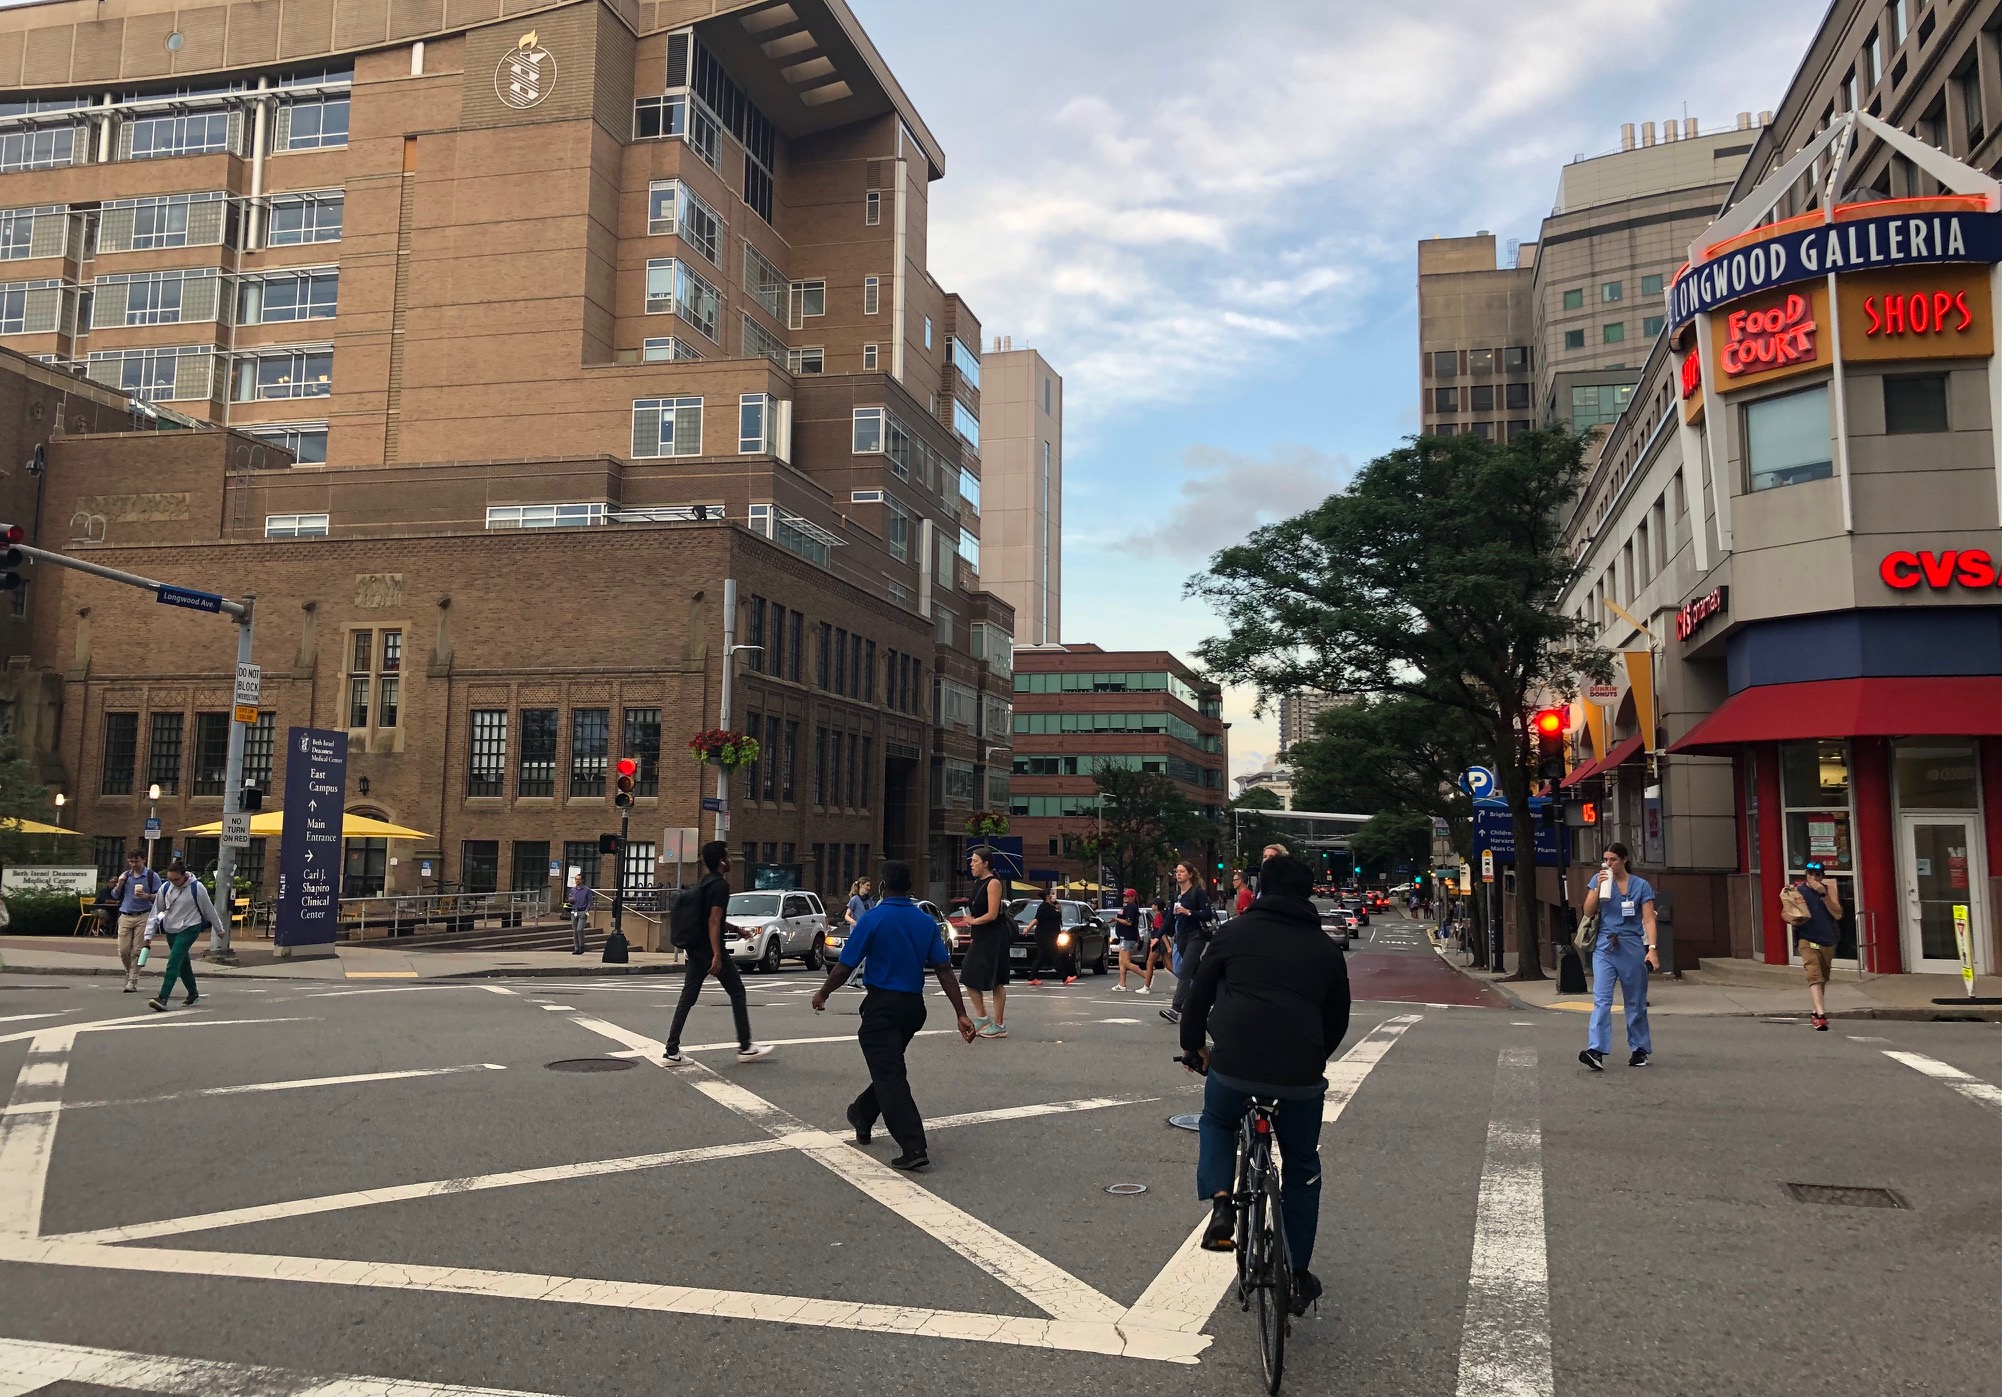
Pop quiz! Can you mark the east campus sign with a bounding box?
[1667,209,2002,331]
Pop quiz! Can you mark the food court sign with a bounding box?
[1668,208,2002,331]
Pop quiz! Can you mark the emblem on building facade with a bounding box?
[495,31,554,110]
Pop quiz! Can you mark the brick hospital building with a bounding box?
[0,0,1022,907]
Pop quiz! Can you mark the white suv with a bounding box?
[723,890,830,972]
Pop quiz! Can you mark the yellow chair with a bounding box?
[72,894,99,937]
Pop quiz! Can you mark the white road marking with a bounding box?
[677,1029,957,1053]
[480,985,518,995]
[0,1334,560,1396]
[4,1062,508,1117]
[563,1012,1129,1326]
[0,1028,72,1238]
[538,1004,576,1011]
[1098,1017,1140,1024]
[0,1013,71,1026]
[1454,1046,1552,1397]
[62,1094,1157,1247]
[0,1235,1203,1363]
[1846,1035,1889,1042]
[1882,1049,2002,1114]
[1125,1013,1421,1338]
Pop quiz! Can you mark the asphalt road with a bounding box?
[0,910,1996,1396]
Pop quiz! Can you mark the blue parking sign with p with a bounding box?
[1459,766,1498,799]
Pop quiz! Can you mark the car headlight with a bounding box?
[1056,931,1071,948]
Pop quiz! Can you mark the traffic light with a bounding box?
[1414,872,1425,887]
[598,832,623,855]
[1532,707,1567,782]
[0,523,23,592]
[1579,800,1597,825]
[614,757,638,808]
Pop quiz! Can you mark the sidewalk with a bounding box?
[0,933,692,982]
[1438,944,2002,1021]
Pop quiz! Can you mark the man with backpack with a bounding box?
[663,842,773,1064]
[110,849,161,994]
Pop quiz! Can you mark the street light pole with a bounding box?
[712,578,765,849]
[208,604,254,961]
[146,783,161,870]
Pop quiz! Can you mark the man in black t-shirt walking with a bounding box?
[664,842,773,1064]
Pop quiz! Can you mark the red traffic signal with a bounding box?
[1532,708,1565,737]
[616,758,638,778]
[1532,707,1567,782]
[0,523,23,593]
[614,757,638,808]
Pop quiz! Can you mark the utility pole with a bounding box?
[2,534,254,962]
[712,577,763,854]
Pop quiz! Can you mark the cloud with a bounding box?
[1115,444,1350,561]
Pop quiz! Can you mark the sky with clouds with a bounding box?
[861,0,1830,784]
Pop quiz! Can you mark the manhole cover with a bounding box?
[1105,1183,1148,1196]
[1784,1182,1907,1209]
[545,1058,636,1073]
[1168,1113,1202,1132]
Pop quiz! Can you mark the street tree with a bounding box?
[1190,427,1605,980]
[1228,786,1289,868]
[1347,810,1433,881]
[1074,765,1204,899]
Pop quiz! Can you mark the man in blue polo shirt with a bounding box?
[812,860,976,1171]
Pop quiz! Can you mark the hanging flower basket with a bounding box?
[964,813,1010,838]
[687,728,761,770]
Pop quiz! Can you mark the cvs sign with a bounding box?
[1879,548,2002,590]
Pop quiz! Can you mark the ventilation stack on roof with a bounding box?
[1621,122,1636,150]
[1641,121,1656,146]
[1663,117,1680,141]
[1736,111,1753,129]
[1684,117,1699,138]
[1758,110,1773,125]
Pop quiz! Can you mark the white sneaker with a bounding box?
[1110,983,1129,992]
[737,1043,775,1062]
[1134,985,1150,996]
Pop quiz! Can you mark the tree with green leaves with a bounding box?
[1347,810,1432,880]
[0,736,54,875]
[1191,427,1606,980]
[1072,765,1207,899]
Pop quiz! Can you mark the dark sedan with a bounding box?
[1003,898,1111,976]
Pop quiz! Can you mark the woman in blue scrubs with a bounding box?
[1579,841,1658,1070]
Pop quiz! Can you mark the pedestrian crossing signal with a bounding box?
[614,757,638,808]
[599,832,623,855]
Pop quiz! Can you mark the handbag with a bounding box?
[1779,884,1813,926]
[1572,911,1598,952]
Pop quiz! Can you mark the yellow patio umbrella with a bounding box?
[0,817,83,836]
[180,812,433,839]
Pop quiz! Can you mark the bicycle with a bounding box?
[1177,1053,1292,1393]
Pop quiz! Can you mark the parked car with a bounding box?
[1321,905,1357,950]
[822,898,962,967]
[1003,898,1111,975]
[722,889,830,972]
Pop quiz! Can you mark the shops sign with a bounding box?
[1676,585,1729,640]
[1667,209,2002,330]
[1721,297,1816,377]
[1862,288,1975,338]
[1878,548,2002,590]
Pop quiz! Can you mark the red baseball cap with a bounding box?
[1123,888,1138,899]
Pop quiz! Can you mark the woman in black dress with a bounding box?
[957,846,1009,1038]
[1025,885,1075,987]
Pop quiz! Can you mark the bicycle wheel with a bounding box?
[1232,1130,1256,1308]
[1255,1167,1290,1393]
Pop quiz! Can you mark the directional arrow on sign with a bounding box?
[304,851,314,863]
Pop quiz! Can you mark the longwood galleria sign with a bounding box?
[1667,208,2002,330]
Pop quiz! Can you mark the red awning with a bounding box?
[1667,676,2002,755]
[1560,734,1644,788]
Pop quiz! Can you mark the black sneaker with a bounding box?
[183,993,199,1007]
[845,1102,873,1146]
[1578,1048,1605,1072]
[1289,1268,1324,1316]
[1628,1049,1650,1068]
[1199,1197,1236,1252]
[1159,1008,1181,1024]
[888,1150,929,1172]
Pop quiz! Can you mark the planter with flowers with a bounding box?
[687,728,762,771]
[964,813,1010,838]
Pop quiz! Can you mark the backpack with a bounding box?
[671,876,719,948]
[1779,884,1813,926]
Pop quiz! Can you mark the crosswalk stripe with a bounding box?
[0,1334,557,1396]
[1454,1047,1552,1397]
[1882,1049,2002,1114]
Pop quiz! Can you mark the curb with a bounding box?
[440,962,686,979]
[1432,945,1540,1012]
[1,964,316,982]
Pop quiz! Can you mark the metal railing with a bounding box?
[338,889,551,942]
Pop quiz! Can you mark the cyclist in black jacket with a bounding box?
[1179,853,1351,1315]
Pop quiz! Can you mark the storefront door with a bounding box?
[1898,815,1989,974]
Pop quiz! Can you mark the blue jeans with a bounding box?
[1195,1073,1326,1272]
[1589,934,1651,1054]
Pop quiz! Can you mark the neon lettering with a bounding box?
[1865,295,1881,334]
[1879,551,1921,589]
[1919,551,1960,588]
[1958,549,1998,588]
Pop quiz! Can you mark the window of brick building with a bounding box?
[147,712,183,795]
[469,710,507,797]
[192,712,230,796]
[622,708,661,796]
[571,709,609,796]
[461,841,499,894]
[244,712,275,789]
[517,708,557,797]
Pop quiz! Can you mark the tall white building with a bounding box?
[1277,690,1343,755]
[977,342,1063,646]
